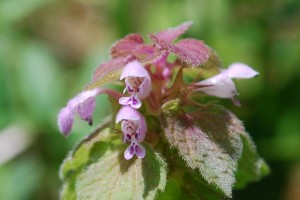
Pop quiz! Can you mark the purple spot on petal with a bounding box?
[132,97,138,105]
[127,134,132,141]
[130,145,135,154]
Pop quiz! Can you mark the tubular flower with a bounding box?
[195,63,259,99]
[116,106,147,159]
[119,60,151,109]
[116,106,147,143]
[58,88,121,137]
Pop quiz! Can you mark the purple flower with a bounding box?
[116,106,147,143]
[119,60,151,109]
[195,63,259,99]
[124,142,146,160]
[58,88,122,137]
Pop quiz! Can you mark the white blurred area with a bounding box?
[0,126,32,166]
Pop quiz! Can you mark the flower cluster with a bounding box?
[57,22,259,160]
[116,60,151,159]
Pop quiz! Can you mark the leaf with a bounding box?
[182,171,225,200]
[150,35,209,67]
[235,133,270,188]
[76,143,167,200]
[85,55,136,90]
[156,179,184,200]
[110,34,144,58]
[161,100,244,197]
[154,21,193,43]
[59,119,112,181]
[201,47,223,78]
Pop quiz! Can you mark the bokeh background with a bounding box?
[1,0,300,199]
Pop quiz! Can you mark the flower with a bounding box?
[58,88,122,137]
[119,60,151,109]
[116,106,147,143]
[116,106,147,159]
[195,63,259,99]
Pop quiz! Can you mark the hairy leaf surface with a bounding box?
[161,100,244,197]
[76,144,167,200]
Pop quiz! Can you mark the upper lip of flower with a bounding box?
[194,63,259,99]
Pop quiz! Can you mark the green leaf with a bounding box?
[235,133,270,188]
[161,101,244,197]
[59,120,112,181]
[60,119,167,200]
[76,144,167,200]
[182,171,225,200]
[156,179,183,200]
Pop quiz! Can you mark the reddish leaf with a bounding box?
[110,34,144,58]
[155,21,193,43]
[150,35,209,67]
[85,55,136,90]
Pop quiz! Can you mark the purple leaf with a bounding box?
[86,55,136,90]
[110,34,144,58]
[150,35,209,67]
[155,21,193,43]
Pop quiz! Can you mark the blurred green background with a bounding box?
[0,0,300,199]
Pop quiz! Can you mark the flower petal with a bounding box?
[57,107,75,137]
[68,89,99,122]
[120,60,150,80]
[155,21,193,43]
[225,63,259,79]
[119,96,142,109]
[196,74,238,98]
[115,106,140,124]
[120,60,152,99]
[124,144,135,160]
[134,143,146,158]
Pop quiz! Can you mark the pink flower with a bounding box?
[119,60,151,109]
[116,106,147,143]
[58,88,122,137]
[195,63,259,99]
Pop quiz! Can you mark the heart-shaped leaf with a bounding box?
[161,100,244,197]
[76,143,167,200]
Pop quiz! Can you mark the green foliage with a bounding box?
[235,134,270,189]
[60,122,167,200]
